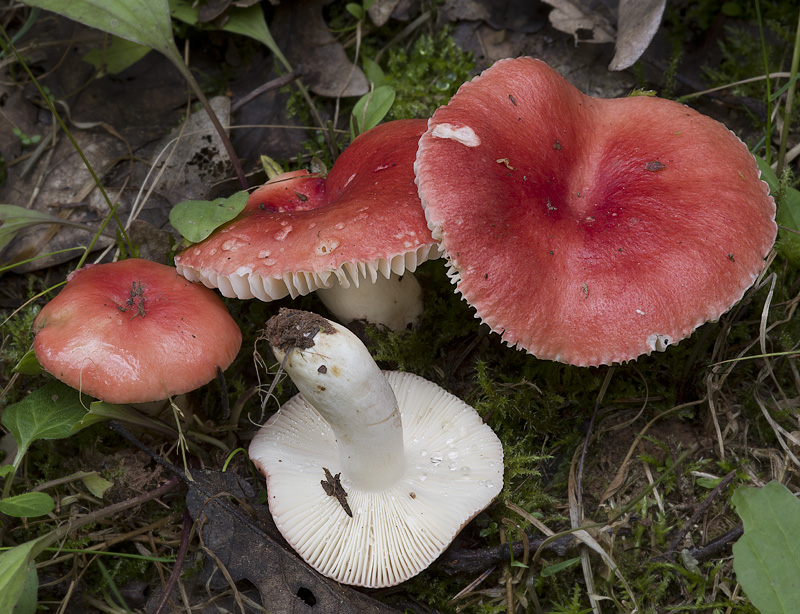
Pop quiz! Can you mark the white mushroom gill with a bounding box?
[249,309,504,587]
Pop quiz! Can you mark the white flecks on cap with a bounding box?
[430,123,481,147]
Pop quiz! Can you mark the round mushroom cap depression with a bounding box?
[33,258,242,403]
[415,57,777,367]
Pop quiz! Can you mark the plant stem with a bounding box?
[172,59,248,191]
[776,8,800,174]
[152,509,193,614]
[755,0,773,165]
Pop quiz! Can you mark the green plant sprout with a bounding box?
[10,127,40,147]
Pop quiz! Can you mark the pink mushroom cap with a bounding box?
[33,258,242,403]
[175,119,439,301]
[415,57,777,367]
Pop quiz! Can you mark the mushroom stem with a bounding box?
[265,309,407,491]
[315,272,424,332]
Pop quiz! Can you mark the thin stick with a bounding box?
[152,509,193,614]
[777,8,800,173]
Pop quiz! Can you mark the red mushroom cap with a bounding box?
[33,259,242,403]
[415,57,776,367]
[175,119,438,301]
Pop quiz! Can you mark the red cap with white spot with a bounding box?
[415,57,776,366]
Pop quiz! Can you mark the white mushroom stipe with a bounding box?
[249,309,504,587]
[315,272,424,331]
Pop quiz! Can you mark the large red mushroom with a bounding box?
[415,57,777,367]
[175,119,439,331]
[33,258,242,404]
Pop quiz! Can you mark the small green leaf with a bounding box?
[755,155,779,193]
[0,492,55,518]
[696,476,722,489]
[1,381,87,462]
[168,1,289,72]
[541,556,583,577]
[83,35,151,74]
[220,4,287,69]
[12,564,38,614]
[775,186,800,264]
[168,0,199,25]
[260,156,284,181]
[169,191,249,243]
[346,3,364,20]
[0,204,66,251]
[361,54,387,88]
[721,2,743,17]
[732,481,800,614]
[76,401,169,433]
[81,472,114,499]
[0,539,46,614]
[754,155,800,265]
[12,350,42,376]
[0,466,14,479]
[350,85,395,139]
[21,0,182,65]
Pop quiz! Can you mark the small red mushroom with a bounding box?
[33,258,242,404]
[415,57,777,366]
[174,119,439,331]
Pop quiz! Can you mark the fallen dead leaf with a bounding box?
[182,470,400,613]
[609,0,666,71]
[541,0,615,44]
[368,0,402,26]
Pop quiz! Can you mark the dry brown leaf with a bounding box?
[541,0,615,44]
[183,470,400,613]
[368,0,402,26]
[609,0,666,70]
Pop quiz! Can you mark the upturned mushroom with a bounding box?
[248,308,503,588]
[415,57,777,366]
[32,258,242,404]
[175,119,440,332]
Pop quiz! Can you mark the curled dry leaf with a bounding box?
[542,0,666,70]
[609,0,667,71]
[541,0,615,44]
[368,0,401,26]
[183,470,399,613]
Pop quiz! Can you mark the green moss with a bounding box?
[384,29,474,121]
[0,276,45,404]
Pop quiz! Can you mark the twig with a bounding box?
[436,534,573,576]
[152,509,193,614]
[658,470,737,561]
[231,67,303,113]
[687,526,744,563]
[50,475,181,547]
